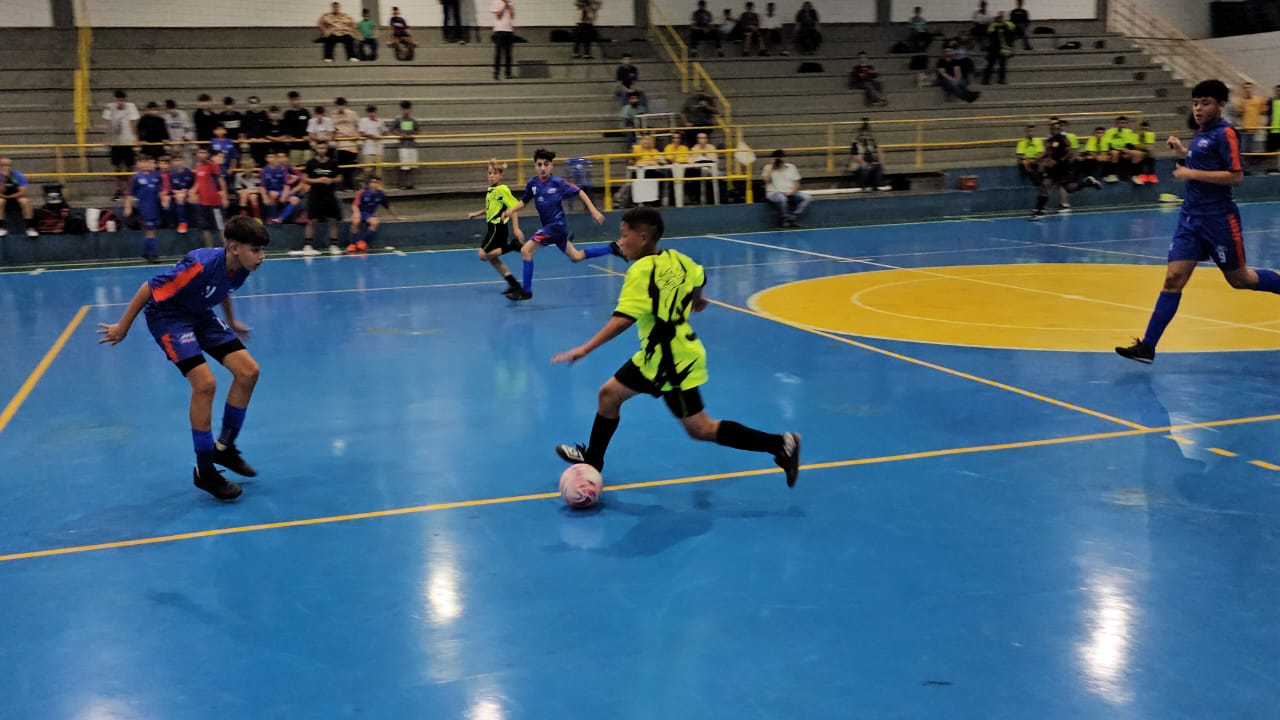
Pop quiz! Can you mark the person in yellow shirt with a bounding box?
[631,134,671,205]
[662,135,694,204]
[1269,84,1280,174]
[1101,115,1144,183]
[1233,81,1267,172]
[1015,124,1043,184]
[1135,120,1158,184]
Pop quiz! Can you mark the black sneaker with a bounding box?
[556,443,603,472]
[509,290,533,301]
[193,466,243,500]
[1029,210,1045,221]
[1115,338,1155,364]
[1084,176,1103,190]
[775,432,801,487]
[214,443,258,477]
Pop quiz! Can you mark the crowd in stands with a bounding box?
[688,0,821,57]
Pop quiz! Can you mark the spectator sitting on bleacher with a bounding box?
[663,134,691,164]
[907,6,932,52]
[357,8,379,61]
[632,133,673,205]
[936,46,980,103]
[737,2,762,56]
[1101,115,1143,183]
[307,106,335,147]
[1135,120,1158,184]
[680,84,720,146]
[720,8,740,44]
[234,156,263,221]
[358,105,386,182]
[619,91,650,145]
[982,11,1015,85]
[1015,124,1044,184]
[686,132,719,203]
[0,157,39,238]
[688,0,724,58]
[1077,126,1110,182]
[849,124,891,192]
[763,149,812,227]
[614,53,640,104]
[284,92,312,167]
[388,6,418,60]
[1010,0,1032,50]
[850,51,887,106]
[793,1,821,55]
[317,1,360,63]
[331,97,361,191]
[103,89,140,202]
[137,102,170,160]
[162,153,194,233]
[572,0,602,59]
[162,99,193,165]
[393,100,419,190]
[1269,85,1280,174]
[218,97,244,141]
[759,2,784,56]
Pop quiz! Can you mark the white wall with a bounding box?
[1203,31,1280,86]
[1125,0,1210,39]
[396,0,634,29]
[652,0,875,24]
[890,0,1095,22]
[6,0,54,26]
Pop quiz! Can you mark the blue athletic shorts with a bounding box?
[1168,208,1245,271]
[531,222,572,250]
[140,214,160,231]
[145,309,239,365]
[359,211,377,223]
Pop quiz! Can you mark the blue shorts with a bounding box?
[531,222,573,250]
[145,309,239,366]
[1168,208,1245,271]
[139,214,160,231]
[358,211,377,223]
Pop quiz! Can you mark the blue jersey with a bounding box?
[167,167,194,192]
[522,174,581,227]
[260,164,292,192]
[356,188,389,215]
[129,170,163,217]
[1182,118,1241,216]
[209,138,239,171]
[145,247,250,318]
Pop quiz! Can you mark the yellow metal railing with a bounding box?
[73,13,93,178]
[647,1,689,93]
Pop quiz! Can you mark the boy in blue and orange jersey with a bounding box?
[500,147,617,301]
[261,151,302,224]
[1117,79,1280,363]
[124,155,165,263]
[347,176,401,252]
[97,215,270,501]
[163,154,195,233]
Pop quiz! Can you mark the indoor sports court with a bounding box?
[3,203,1279,719]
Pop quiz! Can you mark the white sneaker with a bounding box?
[1057,205,1072,213]
[323,58,334,63]
[1132,176,1145,185]
[288,244,321,256]
[328,244,342,255]
[851,187,865,193]
[350,58,360,63]
[0,228,8,238]
[877,184,892,191]
[1103,174,1119,183]
[25,228,39,237]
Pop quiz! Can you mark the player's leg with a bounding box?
[1210,208,1280,293]
[172,189,188,231]
[140,223,159,262]
[210,345,260,477]
[511,232,546,300]
[556,371,644,472]
[481,222,523,291]
[677,402,802,487]
[1117,225,1198,362]
[347,211,363,252]
[1030,173,1055,218]
[360,215,379,250]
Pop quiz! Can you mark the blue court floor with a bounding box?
[2,204,1279,719]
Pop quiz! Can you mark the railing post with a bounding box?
[603,157,613,212]
[915,121,924,169]
[515,136,524,185]
[826,123,835,172]
[55,146,66,186]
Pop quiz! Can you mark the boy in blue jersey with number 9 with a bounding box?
[500,147,617,301]
[1117,79,1280,363]
[98,215,270,500]
[552,207,801,487]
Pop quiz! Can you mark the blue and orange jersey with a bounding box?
[521,174,581,227]
[145,247,249,317]
[165,167,194,192]
[129,170,164,216]
[1183,117,1242,215]
[209,137,239,172]
[355,188,389,215]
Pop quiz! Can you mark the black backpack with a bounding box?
[64,208,88,235]
[43,183,67,212]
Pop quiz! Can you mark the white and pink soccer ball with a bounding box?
[559,463,603,508]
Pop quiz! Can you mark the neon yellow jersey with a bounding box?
[1016,137,1044,159]
[614,249,709,391]
[484,184,518,224]
[1104,127,1138,148]
[1065,132,1080,149]
[1085,136,1110,153]
[1138,130,1155,148]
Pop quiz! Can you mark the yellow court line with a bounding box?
[1208,447,1238,457]
[1251,460,1280,471]
[0,305,91,436]
[6,412,1280,564]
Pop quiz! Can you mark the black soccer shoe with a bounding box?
[775,432,801,487]
[508,290,533,301]
[214,444,258,477]
[193,466,243,501]
[556,443,603,472]
[1115,338,1155,364]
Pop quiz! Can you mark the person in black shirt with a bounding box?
[1030,121,1101,220]
[688,0,723,58]
[936,47,980,103]
[137,102,170,159]
[242,96,270,167]
[982,11,1016,85]
[218,97,244,141]
[193,94,219,143]
[300,141,343,254]
[283,91,312,167]
[263,107,290,156]
[1010,0,1032,50]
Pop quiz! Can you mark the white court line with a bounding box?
[708,233,1280,338]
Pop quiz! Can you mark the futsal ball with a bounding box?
[559,463,603,508]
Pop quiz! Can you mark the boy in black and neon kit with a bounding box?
[467,159,526,293]
[552,207,801,487]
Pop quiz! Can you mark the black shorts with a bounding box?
[139,143,166,159]
[308,192,341,222]
[480,221,522,254]
[1267,134,1280,153]
[614,360,705,419]
[110,145,137,168]
[196,205,224,231]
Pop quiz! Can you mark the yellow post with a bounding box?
[603,157,613,211]
[826,123,835,172]
[515,137,524,184]
[915,121,924,169]
[55,146,67,186]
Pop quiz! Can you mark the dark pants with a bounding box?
[1013,22,1032,49]
[322,34,356,61]
[359,37,378,60]
[336,149,359,190]
[937,75,979,102]
[983,52,1008,84]
[442,0,462,41]
[689,27,722,54]
[493,31,514,78]
[573,22,595,56]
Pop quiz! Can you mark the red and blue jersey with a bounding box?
[193,161,224,206]
[355,188,389,216]
[522,174,581,227]
[1183,118,1241,216]
[165,167,194,192]
[145,247,249,318]
[209,137,239,172]
[129,170,164,217]
[260,164,294,192]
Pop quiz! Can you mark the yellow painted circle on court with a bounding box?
[748,264,1280,352]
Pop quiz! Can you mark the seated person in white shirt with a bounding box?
[761,148,811,228]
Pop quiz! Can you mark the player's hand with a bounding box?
[551,346,589,365]
[691,295,709,312]
[97,322,128,345]
[1166,135,1184,151]
[590,210,605,225]
[230,319,252,338]
[1172,164,1192,181]
[514,228,525,242]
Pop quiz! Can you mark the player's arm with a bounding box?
[551,314,636,365]
[220,297,251,336]
[1173,166,1243,186]
[501,198,526,220]
[577,189,606,224]
[97,282,153,345]
[508,206,524,241]
[383,198,402,220]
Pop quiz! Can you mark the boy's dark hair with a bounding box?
[533,147,556,162]
[113,89,127,99]
[224,215,270,247]
[368,175,382,183]
[366,105,377,113]
[164,99,177,109]
[622,207,665,242]
[1192,79,1229,103]
[314,106,326,114]
[223,97,235,105]
[213,123,225,130]
[145,101,158,109]
[335,97,347,106]
[269,105,280,112]
[287,90,300,99]
[198,93,211,102]
[1094,126,1106,132]
[400,100,412,109]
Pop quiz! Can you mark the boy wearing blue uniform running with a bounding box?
[1117,80,1280,363]
[124,156,165,263]
[98,216,270,500]
[500,147,612,301]
[347,176,401,252]
[552,207,801,486]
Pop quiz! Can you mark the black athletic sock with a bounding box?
[585,414,620,469]
[504,273,521,289]
[1035,193,1050,211]
[715,420,784,455]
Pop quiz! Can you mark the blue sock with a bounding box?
[1142,291,1181,348]
[582,244,613,259]
[218,403,246,448]
[175,203,186,224]
[365,228,376,245]
[522,259,534,293]
[277,202,296,221]
[1253,269,1280,294]
[141,236,157,257]
[193,429,216,472]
